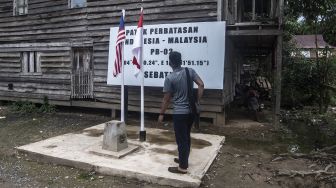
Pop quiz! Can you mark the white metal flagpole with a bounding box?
[140,45,144,132]
[139,7,146,141]
[121,9,126,123]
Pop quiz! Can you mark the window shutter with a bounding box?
[29,52,35,72]
[21,52,28,73]
[36,52,41,73]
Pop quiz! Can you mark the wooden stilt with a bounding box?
[111,109,116,119]
[215,110,226,126]
[273,35,283,128]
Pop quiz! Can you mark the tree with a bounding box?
[322,10,336,46]
[286,0,336,113]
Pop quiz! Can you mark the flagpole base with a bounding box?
[139,131,146,142]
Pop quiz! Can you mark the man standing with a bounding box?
[158,51,204,174]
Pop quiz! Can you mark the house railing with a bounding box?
[223,0,283,26]
[71,70,93,99]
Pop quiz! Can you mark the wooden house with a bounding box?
[0,0,284,125]
[292,35,336,58]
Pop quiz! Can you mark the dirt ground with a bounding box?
[0,104,335,188]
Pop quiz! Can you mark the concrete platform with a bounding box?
[17,123,225,187]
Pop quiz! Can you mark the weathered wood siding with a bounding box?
[0,0,224,119]
[0,0,88,104]
[0,44,72,103]
[86,0,220,118]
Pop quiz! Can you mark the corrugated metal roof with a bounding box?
[292,35,336,49]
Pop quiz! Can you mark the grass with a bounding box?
[9,97,55,114]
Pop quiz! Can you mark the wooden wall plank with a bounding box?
[0,0,226,118]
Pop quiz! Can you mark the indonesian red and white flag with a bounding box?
[132,8,144,77]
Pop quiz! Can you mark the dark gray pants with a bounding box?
[173,114,194,169]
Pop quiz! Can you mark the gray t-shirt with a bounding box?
[163,67,200,114]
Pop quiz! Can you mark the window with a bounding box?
[242,0,271,21]
[13,0,28,16]
[72,48,92,71]
[71,48,93,99]
[69,0,87,8]
[21,52,41,74]
[300,50,311,58]
[318,49,332,57]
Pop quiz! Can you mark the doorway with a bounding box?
[70,47,94,99]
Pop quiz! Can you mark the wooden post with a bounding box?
[217,0,224,21]
[111,108,116,119]
[234,0,238,23]
[273,35,283,128]
[270,0,274,18]
[215,110,226,126]
[224,0,228,21]
[252,0,256,21]
[278,0,284,29]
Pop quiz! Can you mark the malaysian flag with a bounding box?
[113,10,126,77]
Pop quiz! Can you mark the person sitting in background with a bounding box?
[247,86,260,122]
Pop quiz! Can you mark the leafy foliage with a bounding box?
[285,0,336,43]
[286,0,335,22]
[283,0,336,113]
[281,109,336,151]
[10,96,56,114]
[39,96,56,113]
[10,101,38,114]
[282,47,336,109]
[322,13,336,46]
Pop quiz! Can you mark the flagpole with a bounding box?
[139,7,146,142]
[140,48,145,131]
[121,9,126,123]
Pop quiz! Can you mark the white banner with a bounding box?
[107,21,226,89]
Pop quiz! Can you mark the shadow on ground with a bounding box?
[0,104,335,187]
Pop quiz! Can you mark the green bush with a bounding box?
[282,48,336,111]
[38,96,56,113]
[10,97,56,114]
[282,58,315,107]
[10,101,38,114]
